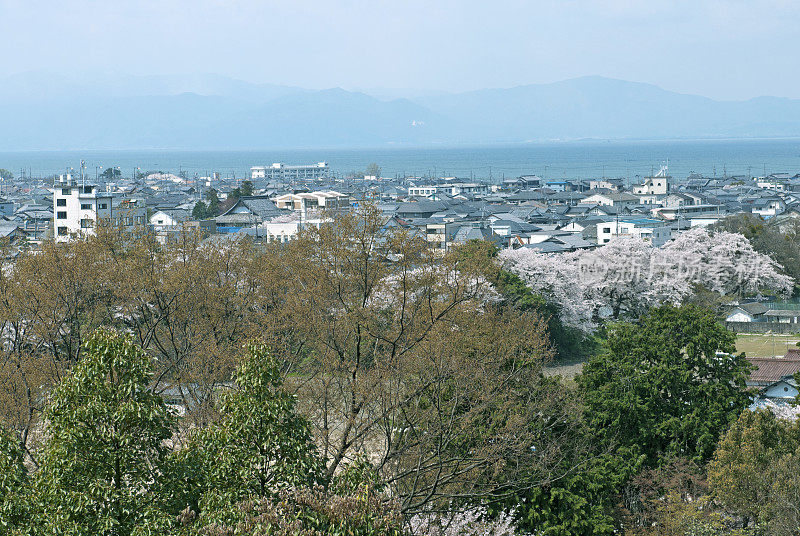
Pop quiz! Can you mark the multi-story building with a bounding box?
[408,182,489,198]
[250,162,329,180]
[53,174,145,242]
[272,191,350,211]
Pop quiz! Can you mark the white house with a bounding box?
[583,192,639,207]
[588,179,620,191]
[751,197,786,218]
[725,302,768,323]
[256,213,326,243]
[632,176,669,196]
[595,218,671,246]
[150,209,191,230]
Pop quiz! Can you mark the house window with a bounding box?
[80,219,94,229]
[56,199,66,207]
[62,188,71,195]
[81,203,91,210]
[57,226,67,236]
[99,203,108,209]
[83,186,93,194]
[57,211,67,219]
[603,227,612,233]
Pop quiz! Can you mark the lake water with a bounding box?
[3,138,800,182]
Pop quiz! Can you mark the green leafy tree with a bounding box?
[100,167,122,180]
[239,180,253,197]
[175,346,404,535]
[364,163,381,178]
[708,409,800,534]
[579,304,753,466]
[0,427,28,534]
[228,181,253,202]
[496,269,600,362]
[192,201,208,220]
[185,343,323,516]
[205,189,220,216]
[0,169,13,181]
[500,396,636,536]
[34,329,175,536]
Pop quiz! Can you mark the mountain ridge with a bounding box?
[1,73,800,150]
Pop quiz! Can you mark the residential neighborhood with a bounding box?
[0,162,793,253]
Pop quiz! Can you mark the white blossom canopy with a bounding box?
[500,228,793,333]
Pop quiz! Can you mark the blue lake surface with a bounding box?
[3,138,800,182]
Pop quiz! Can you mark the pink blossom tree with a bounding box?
[500,228,793,333]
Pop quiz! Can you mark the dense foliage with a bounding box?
[709,410,800,534]
[0,207,797,535]
[580,304,753,465]
[34,329,175,535]
[0,427,27,534]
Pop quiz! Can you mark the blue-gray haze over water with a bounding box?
[3,139,800,182]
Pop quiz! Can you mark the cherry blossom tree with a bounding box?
[500,247,597,333]
[660,226,793,298]
[500,228,793,333]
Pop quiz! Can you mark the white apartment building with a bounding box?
[273,191,350,211]
[408,183,489,197]
[53,175,113,242]
[250,162,329,180]
[596,218,671,247]
[53,174,145,242]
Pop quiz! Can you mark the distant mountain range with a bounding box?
[1,72,800,150]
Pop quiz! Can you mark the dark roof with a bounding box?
[740,302,769,315]
[747,356,800,384]
[450,225,502,245]
[220,196,281,219]
[522,242,571,253]
[396,201,449,217]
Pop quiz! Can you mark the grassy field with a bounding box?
[736,334,800,358]
[542,334,800,375]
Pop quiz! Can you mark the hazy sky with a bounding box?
[2,0,799,100]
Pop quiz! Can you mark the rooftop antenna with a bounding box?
[80,160,86,188]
